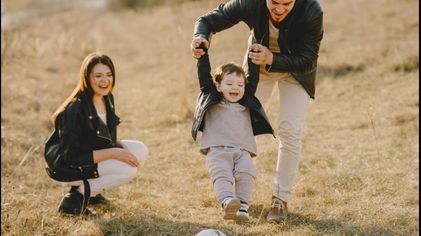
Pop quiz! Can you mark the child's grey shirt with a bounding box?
[200,100,257,156]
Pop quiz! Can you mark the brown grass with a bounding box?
[1,0,419,235]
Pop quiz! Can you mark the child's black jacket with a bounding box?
[191,45,274,140]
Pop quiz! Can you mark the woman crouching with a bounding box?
[45,52,148,215]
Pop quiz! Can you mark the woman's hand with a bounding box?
[93,148,140,167]
[191,37,209,59]
[112,148,140,167]
[248,44,273,65]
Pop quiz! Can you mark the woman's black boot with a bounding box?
[57,187,91,215]
[89,194,110,205]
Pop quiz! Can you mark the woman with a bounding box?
[47,52,148,215]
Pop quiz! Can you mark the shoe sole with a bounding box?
[89,200,110,205]
[58,206,92,216]
[223,199,241,220]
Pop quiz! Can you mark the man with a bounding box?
[190,0,323,223]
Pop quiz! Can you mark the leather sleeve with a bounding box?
[193,0,254,41]
[266,10,324,74]
[245,63,259,96]
[196,44,215,94]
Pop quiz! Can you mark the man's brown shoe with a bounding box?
[266,198,288,223]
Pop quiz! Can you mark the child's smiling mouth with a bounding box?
[229,92,239,96]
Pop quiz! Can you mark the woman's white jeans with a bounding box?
[256,74,309,202]
[58,140,148,196]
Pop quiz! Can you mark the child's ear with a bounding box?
[215,82,222,92]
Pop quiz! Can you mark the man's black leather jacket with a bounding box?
[194,0,324,98]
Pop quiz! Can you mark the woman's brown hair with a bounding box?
[51,52,115,123]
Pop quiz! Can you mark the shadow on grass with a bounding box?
[249,204,400,236]
[94,213,237,236]
[86,203,400,235]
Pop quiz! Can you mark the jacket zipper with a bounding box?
[97,132,112,144]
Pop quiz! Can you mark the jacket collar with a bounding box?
[80,91,121,132]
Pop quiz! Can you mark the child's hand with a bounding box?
[191,37,209,59]
[197,42,208,52]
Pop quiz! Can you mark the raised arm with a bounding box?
[191,0,255,58]
[194,0,256,40]
[196,43,215,94]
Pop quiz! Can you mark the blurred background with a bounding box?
[1,0,419,235]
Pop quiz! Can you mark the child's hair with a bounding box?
[214,63,248,84]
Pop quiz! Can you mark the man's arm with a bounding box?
[193,0,253,41]
[191,0,256,59]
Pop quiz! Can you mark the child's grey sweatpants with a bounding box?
[206,146,258,205]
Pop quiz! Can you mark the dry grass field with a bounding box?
[1,0,419,235]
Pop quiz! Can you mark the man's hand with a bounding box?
[191,37,209,59]
[248,44,273,65]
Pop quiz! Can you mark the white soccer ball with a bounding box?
[195,229,226,236]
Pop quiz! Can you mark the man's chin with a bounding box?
[271,15,286,23]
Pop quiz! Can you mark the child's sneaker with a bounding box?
[222,197,241,220]
[235,202,250,222]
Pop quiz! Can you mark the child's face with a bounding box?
[216,72,245,103]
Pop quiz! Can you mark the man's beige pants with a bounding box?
[256,74,309,202]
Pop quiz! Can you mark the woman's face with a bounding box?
[89,63,113,97]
